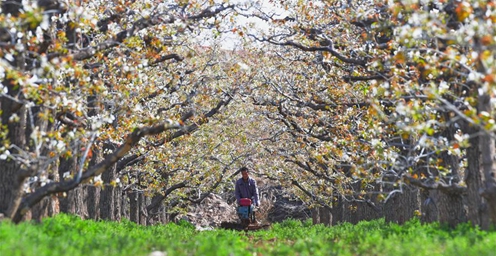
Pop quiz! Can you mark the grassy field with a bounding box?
[1,214,495,256]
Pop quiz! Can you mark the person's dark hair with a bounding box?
[239,166,249,173]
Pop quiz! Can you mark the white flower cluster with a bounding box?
[89,113,116,130]
[0,148,10,160]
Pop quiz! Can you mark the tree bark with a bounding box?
[319,206,331,226]
[114,186,122,222]
[160,205,168,224]
[420,189,438,223]
[31,196,59,222]
[464,124,484,226]
[148,194,167,225]
[129,191,140,224]
[331,194,343,225]
[478,94,496,225]
[100,186,116,220]
[0,62,26,218]
[60,187,87,218]
[357,182,382,222]
[311,207,320,224]
[343,201,360,224]
[58,156,84,216]
[139,193,147,225]
[438,191,467,227]
[100,141,116,220]
[0,161,21,218]
[436,129,467,227]
[384,186,420,224]
[86,185,100,220]
[0,84,26,218]
[121,191,129,221]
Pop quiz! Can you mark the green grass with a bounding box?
[1,214,496,256]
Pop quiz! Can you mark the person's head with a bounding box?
[239,166,249,180]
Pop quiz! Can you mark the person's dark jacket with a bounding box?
[235,177,260,206]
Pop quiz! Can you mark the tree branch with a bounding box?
[146,182,187,214]
[48,4,234,61]
[249,34,367,66]
[343,74,390,81]
[403,175,467,195]
[12,120,183,222]
[150,53,184,66]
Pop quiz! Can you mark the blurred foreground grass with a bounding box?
[1,214,495,256]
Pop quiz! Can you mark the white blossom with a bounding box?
[0,150,10,160]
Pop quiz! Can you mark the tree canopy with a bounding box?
[1,0,496,228]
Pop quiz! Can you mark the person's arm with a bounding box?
[234,180,241,204]
[252,179,260,206]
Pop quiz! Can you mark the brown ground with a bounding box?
[179,185,311,228]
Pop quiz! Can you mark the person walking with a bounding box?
[234,166,260,207]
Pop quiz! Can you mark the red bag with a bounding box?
[239,198,252,206]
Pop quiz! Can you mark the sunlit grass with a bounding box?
[1,214,495,256]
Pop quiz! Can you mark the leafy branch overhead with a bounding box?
[0,0,248,223]
[1,0,496,229]
[14,120,184,222]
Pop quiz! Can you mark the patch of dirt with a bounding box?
[181,193,238,227]
[181,185,310,228]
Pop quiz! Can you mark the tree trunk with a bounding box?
[147,194,167,225]
[357,182,382,222]
[464,124,489,228]
[121,191,129,221]
[60,187,87,218]
[86,185,100,220]
[331,194,343,225]
[100,186,122,222]
[384,186,419,224]
[114,186,122,221]
[129,191,139,223]
[341,198,355,224]
[139,193,147,225]
[438,191,467,227]
[160,205,168,224]
[58,156,86,216]
[100,185,116,220]
[0,161,21,218]
[0,71,28,220]
[478,94,496,225]
[340,182,362,224]
[420,189,438,223]
[311,207,320,224]
[31,196,60,222]
[343,182,382,224]
[434,122,467,227]
[100,142,119,221]
[25,106,57,221]
[319,206,331,225]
